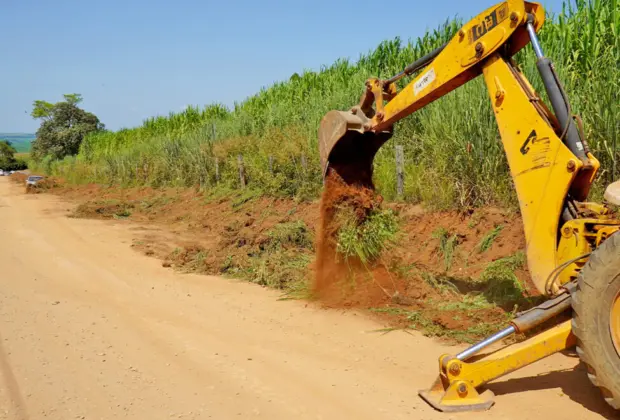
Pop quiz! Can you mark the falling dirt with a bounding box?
[313,164,379,297]
[312,162,410,310]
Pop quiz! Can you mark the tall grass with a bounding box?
[38,0,619,209]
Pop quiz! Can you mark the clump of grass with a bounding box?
[421,271,459,294]
[220,254,239,274]
[241,220,314,294]
[167,246,210,273]
[70,200,135,220]
[264,220,314,251]
[336,208,400,264]
[478,252,529,309]
[113,208,132,219]
[247,251,311,291]
[369,307,503,343]
[477,224,504,253]
[437,293,494,311]
[139,196,173,211]
[467,211,484,228]
[432,227,460,270]
[230,188,262,209]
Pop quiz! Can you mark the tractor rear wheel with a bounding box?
[572,232,620,410]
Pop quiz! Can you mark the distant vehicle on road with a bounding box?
[26,175,44,186]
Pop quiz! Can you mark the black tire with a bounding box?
[572,232,620,410]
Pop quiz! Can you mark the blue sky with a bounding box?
[1,0,566,133]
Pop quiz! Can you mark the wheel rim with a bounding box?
[612,290,620,357]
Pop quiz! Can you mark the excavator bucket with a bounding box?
[318,108,392,186]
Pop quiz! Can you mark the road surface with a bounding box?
[0,178,616,420]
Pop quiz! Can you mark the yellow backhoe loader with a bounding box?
[317,0,620,413]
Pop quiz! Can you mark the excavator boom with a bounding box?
[319,0,606,296]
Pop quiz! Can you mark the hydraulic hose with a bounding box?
[385,42,448,85]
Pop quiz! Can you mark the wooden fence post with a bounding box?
[300,154,307,177]
[211,123,216,141]
[215,157,220,183]
[238,154,246,188]
[395,145,404,198]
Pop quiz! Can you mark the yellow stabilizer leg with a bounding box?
[419,320,575,412]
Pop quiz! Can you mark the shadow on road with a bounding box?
[487,362,619,420]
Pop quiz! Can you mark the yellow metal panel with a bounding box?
[481,54,579,294]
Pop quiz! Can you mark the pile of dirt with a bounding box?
[26,177,59,194]
[9,172,27,184]
[70,201,135,219]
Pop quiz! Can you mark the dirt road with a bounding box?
[0,178,616,420]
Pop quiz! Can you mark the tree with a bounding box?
[30,100,54,121]
[0,140,16,162]
[0,140,27,171]
[30,94,104,161]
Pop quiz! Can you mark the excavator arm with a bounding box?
[318,0,620,412]
[319,0,611,297]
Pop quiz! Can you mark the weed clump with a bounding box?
[336,207,399,265]
[432,227,461,271]
[246,220,314,293]
[477,224,504,253]
[478,252,530,309]
[265,220,314,251]
[70,200,135,220]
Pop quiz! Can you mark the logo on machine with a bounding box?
[520,130,537,155]
[414,67,436,96]
[469,2,509,43]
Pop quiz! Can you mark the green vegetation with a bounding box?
[336,208,400,265]
[30,94,104,162]
[477,252,530,309]
[369,307,505,343]
[477,225,504,253]
[0,140,28,171]
[265,220,314,251]
[70,200,135,219]
[221,220,315,294]
[32,1,619,211]
[432,227,460,270]
[166,220,315,295]
[421,271,460,294]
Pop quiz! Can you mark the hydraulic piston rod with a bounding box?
[455,289,573,361]
[457,326,516,361]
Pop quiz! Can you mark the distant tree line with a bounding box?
[30,93,105,161]
[0,140,27,171]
